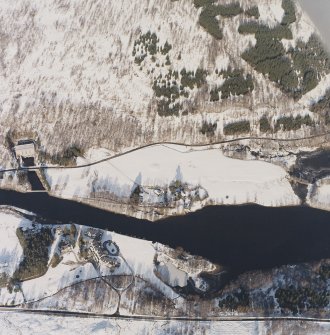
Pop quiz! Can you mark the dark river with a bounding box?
[1,189,330,275]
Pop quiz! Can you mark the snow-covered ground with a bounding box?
[1,312,330,335]
[45,144,300,217]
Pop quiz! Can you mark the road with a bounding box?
[1,307,330,323]
[1,131,330,174]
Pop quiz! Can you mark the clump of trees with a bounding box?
[17,171,28,185]
[0,273,8,287]
[157,100,181,117]
[4,132,15,150]
[224,121,250,135]
[244,6,260,19]
[195,1,243,39]
[311,89,330,113]
[14,227,54,281]
[180,68,207,89]
[199,6,223,40]
[152,68,207,116]
[275,286,329,314]
[132,31,172,66]
[200,121,217,136]
[274,115,314,132]
[289,36,330,97]
[238,0,329,98]
[210,69,254,101]
[310,89,330,124]
[130,185,142,205]
[259,116,272,133]
[39,145,84,166]
[281,0,296,26]
[50,252,62,268]
[239,23,292,40]
[319,264,330,280]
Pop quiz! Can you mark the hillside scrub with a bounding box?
[224,121,250,135]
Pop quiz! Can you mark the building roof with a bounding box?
[15,143,35,151]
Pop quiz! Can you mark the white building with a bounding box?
[14,143,35,158]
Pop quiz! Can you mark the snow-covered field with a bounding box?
[1,312,330,335]
[45,144,300,217]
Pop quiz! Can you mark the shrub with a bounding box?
[224,121,250,135]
